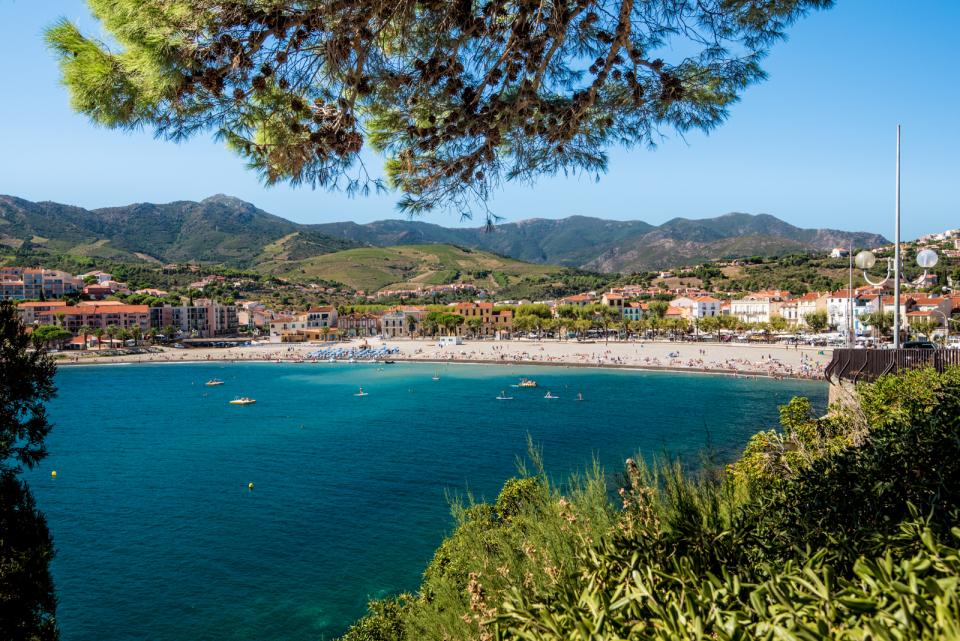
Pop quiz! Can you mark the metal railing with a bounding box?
[825,348,960,383]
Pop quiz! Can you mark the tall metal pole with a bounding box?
[848,241,854,346]
[893,125,902,348]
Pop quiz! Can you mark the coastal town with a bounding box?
[4,231,959,379]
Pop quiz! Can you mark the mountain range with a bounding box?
[0,194,888,274]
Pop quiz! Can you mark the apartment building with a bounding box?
[0,267,82,300]
[36,301,150,333]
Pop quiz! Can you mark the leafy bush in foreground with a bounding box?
[338,368,960,641]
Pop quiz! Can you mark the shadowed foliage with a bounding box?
[0,301,59,641]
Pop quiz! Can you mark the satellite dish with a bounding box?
[854,251,877,270]
[916,249,939,268]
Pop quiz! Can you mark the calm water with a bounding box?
[26,362,826,641]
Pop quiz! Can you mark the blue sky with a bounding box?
[0,0,956,238]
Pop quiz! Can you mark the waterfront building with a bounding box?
[268,316,305,342]
[381,306,428,338]
[338,312,381,337]
[671,296,721,319]
[304,306,338,328]
[37,302,150,333]
[450,302,513,337]
[779,292,828,327]
[150,298,238,337]
[16,300,66,324]
[237,302,274,330]
[729,290,790,324]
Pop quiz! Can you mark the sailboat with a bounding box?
[354,386,369,397]
[544,391,559,399]
[431,372,440,381]
[576,392,584,401]
[496,390,514,400]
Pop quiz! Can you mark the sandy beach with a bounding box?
[54,338,831,380]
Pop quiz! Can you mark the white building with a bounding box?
[381,306,427,338]
[672,296,722,319]
[779,292,827,327]
[729,290,789,325]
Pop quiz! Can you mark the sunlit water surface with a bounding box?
[26,362,826,640]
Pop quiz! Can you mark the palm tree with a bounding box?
[105,325,119,349]
[78,324,92,350]
[94,327,104,351]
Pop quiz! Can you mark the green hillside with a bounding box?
[258,244,558,292]
[0,194,359,267]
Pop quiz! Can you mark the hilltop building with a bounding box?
[0,267,82,300]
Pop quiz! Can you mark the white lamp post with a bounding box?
[853,247,938,346]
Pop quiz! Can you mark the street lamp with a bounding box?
[854,247,939,345]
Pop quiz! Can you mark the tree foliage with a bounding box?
[48,0,830,216]
[0,302,59,640]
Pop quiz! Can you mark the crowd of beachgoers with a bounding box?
[400,341,828,379]
[55,338,830,380]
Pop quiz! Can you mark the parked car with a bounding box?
[903,340,936,349]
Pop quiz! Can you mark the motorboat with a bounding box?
[229,397,256,405]
[544,391,559,399]
[517,378,538,388]
[205,379,225,386]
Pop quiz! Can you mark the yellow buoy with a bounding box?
[248,482,254,490]
[51,470,57,477]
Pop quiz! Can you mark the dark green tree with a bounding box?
[0,301,59,640]
[47,0,830,217]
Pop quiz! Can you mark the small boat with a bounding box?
[206,379,225,386]
[576,392,584,401]
[496,391,514,400]
[229,397,256,405]
[518,378,538,388]
[354,386,369,397]
[384,360,395,364]
[544,391,559,399]
[431,373,440,381]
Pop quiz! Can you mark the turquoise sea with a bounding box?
[26,362,826,640]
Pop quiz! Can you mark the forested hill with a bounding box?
[0,194,887,272]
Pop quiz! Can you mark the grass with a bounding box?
[260,244,558,292]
